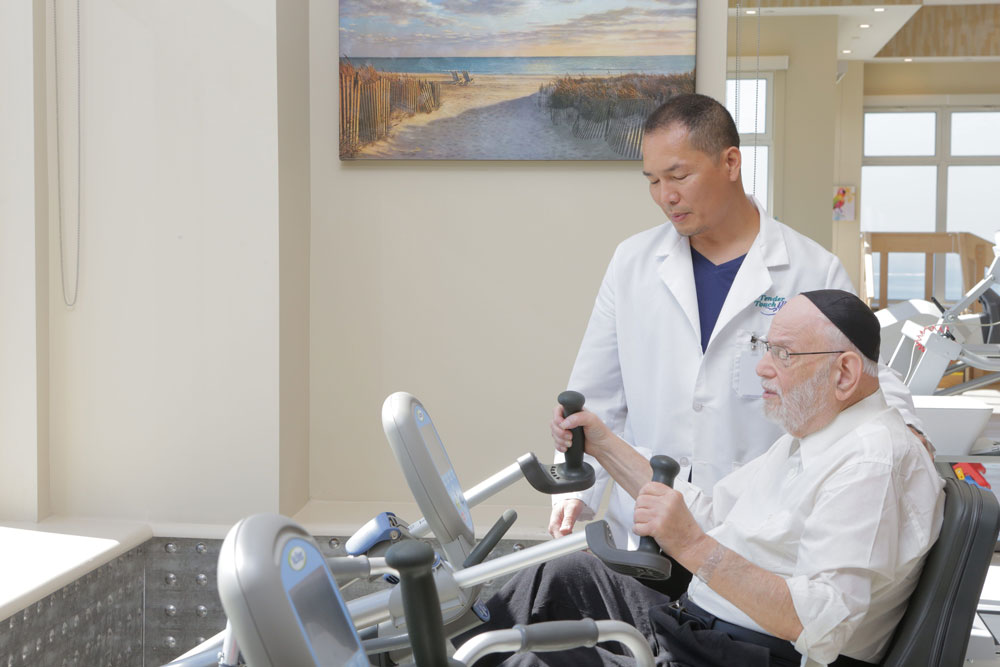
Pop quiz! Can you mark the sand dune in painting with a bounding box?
[356,74,622,160]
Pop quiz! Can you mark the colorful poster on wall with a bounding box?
[833,185,856,222]
[338,1,697,161]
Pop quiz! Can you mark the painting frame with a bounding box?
[338,1,698,161]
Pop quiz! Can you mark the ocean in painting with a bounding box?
[342,55,696,77]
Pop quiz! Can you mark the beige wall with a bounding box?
[306,2,725,520]
[34,0,52,524]
[277,0,311,518]
[0,0,47,522]
[5,0,726,534]
[306,10,855,520]
[730,15,840,251]
[306,7,857,521]
[45,0,285,526]
[833,61,865,290]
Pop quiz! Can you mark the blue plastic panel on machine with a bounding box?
[280,538,368,667]
[414,404,474,534]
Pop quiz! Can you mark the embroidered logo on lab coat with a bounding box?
[754,294,786,315]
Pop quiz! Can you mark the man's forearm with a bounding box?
[590,436,653,499]
[677,536,804,641]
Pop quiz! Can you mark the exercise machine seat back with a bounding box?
[880,463,1000,666]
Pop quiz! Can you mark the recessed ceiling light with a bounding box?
[904,57,913,62]
[842,49,852,54]
[860,23,871,29]
[746,9,756,14]
[873,7,885,12]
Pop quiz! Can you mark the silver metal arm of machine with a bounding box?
[346,531,590,629]
[407,458,526,538]
[940,252,1000,323]
[452,619,655,667]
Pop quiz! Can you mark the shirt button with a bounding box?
[693,402,703,412]
[679,456,691,467]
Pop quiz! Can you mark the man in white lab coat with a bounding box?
[549,94,925,568]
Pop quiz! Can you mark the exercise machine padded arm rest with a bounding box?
[518,453,595,494]
[582,455,678,581]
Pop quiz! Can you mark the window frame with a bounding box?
[862,95,1000,300]
[726,71,775,214]
[860,95,1000,232]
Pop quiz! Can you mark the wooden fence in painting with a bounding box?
[340,72,390,148]
[604,99,658,160]
[550,97,660,159]
[543,71,693,159]
[390,78,441,114]
[340,62,441,156]
[571,100,612,140]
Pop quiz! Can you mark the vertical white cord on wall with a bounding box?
[734,3,765,205]
[734,0,741,125]
[53,0,81,308]
[753,0,761,202]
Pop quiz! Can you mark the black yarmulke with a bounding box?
[800,289,880,362]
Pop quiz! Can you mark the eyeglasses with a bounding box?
[750,335,845,367]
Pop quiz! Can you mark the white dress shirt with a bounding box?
[554,196,922,548]
[678,390,944,666]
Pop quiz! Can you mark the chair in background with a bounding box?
[462,70,474,84]
[862,231,993,310]
[450,70,461,84]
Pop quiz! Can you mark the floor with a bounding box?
[969,554,1000,664]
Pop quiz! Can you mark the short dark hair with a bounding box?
[643,93,740,157]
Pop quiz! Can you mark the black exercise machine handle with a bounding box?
[463,509,517,568]
[637,456,681,556]
[557,390,586,471]
[384,541,463,667]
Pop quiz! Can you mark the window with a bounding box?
[864,112,936,156]
[952,112,1000,156]
[860,166,937,232]
[861,103,1000,305]
[725,75,772,211]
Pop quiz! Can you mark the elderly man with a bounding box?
[476,290,944,667]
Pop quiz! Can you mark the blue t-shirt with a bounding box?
[692,246,746,353]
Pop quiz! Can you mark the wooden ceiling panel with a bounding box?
[877,5,1000,57]
[727,0,915,7]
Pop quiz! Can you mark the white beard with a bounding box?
[762,365,831,435]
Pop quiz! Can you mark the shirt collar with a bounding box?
[798,390,888,468]
[750,195,789,268]
[654,194,788,269]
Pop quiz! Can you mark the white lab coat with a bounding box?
[557,197,920,548]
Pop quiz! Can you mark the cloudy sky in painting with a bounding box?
[339,0,696,57]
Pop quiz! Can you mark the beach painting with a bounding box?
[339,1,696,160]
